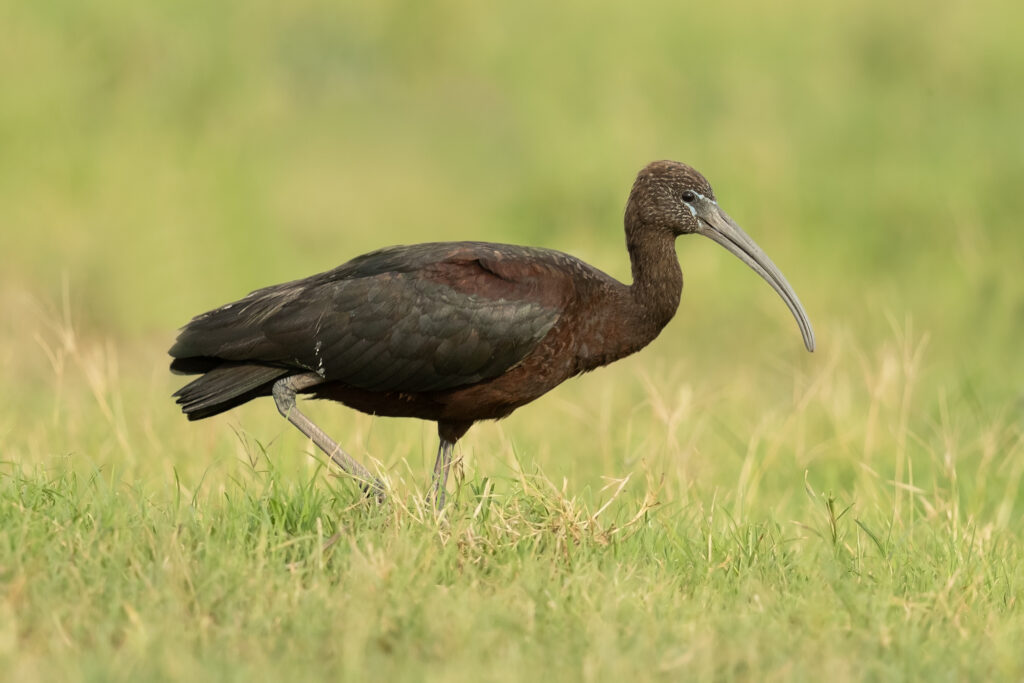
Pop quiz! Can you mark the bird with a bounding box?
[169,160,814,507]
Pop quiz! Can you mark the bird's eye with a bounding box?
[681,190,697,202]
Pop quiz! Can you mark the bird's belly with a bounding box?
[309,352,577,424]
[308,383,454,421]
[440,355,576,420]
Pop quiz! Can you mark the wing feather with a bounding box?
[169,243,572,395]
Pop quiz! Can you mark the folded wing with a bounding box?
[169,243,568,418]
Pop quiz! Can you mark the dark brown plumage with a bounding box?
[170,161,815,505]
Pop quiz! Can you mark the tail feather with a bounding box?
[173,363,290,420]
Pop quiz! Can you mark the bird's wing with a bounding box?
[169,244,571,393]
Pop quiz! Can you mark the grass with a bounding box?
[3,305,1022,681]
[2,0,1024,680]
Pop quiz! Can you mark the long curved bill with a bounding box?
[694,201,815,352]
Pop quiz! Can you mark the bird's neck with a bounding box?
[626,222,683,334]
[571,217,683,373]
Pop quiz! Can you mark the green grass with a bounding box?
[2,0,1023,680]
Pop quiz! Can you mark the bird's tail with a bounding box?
[173,363,289,420]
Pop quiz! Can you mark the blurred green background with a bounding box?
[3,0,1024,519]
[3,0,1022,384]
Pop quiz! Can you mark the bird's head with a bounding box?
[628,160,816,352]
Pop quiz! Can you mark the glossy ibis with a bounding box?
[170,160,814,506]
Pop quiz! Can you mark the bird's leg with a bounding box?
[429,438,454,509]
[431,421,471,510]
[272,373,385,502]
